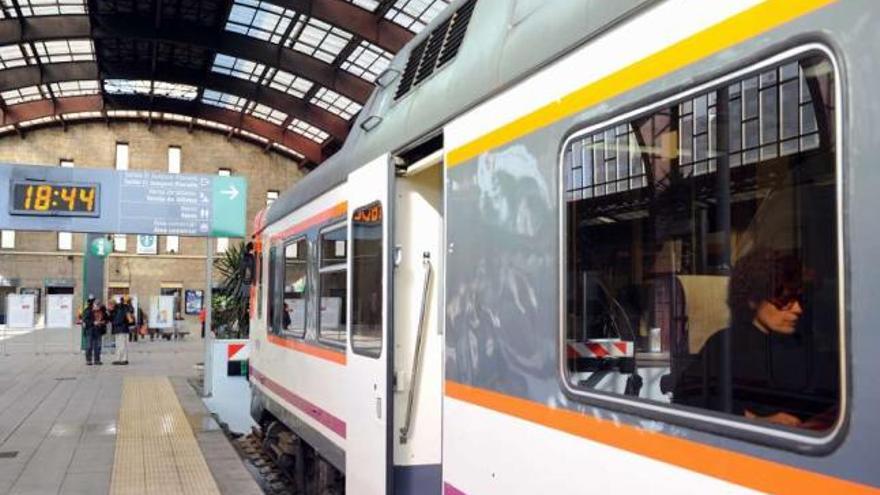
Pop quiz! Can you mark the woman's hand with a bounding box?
[745,409,803,427]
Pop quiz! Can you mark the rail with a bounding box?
[399,252,433,444]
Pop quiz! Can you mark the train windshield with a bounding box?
[563,53,840,433]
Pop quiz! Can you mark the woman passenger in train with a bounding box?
[672,248,836,429]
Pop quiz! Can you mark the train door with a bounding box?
[347,154,393,494]
[392,149,444,494]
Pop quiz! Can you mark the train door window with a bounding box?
[351,202,383,358]
[268,245,277,331]
[317,223,348,347]
[562,50,842,439]
[282,237,308,337]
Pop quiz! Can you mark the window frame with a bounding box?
[280,235,309,339]
[556,44,846,453]
[350,200,384,359]
[316,221,348,348]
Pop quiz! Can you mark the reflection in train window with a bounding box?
[351,201,383,358]
[283,237,308,337]
[318,224,348,346]
[563,53,841,433]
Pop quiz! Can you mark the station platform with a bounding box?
[0,330,261,495]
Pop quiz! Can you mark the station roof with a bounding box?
[0,0,451,168]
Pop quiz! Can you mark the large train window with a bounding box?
[562,50,842,440]
[317,223,348,347]
[282,237,308,337]
[351,202,383,358]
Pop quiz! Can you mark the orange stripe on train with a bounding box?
[445,381,878,495]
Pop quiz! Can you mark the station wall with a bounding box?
[0,121,303,328]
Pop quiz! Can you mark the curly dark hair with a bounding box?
[727,248,802,322]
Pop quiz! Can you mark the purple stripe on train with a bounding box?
[444,482,467,495]
[251,367,347,438]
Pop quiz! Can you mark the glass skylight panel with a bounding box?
[267,68,313,98]
[104,79,151,95]
[287,17,353,64]
[341,40,392,82]
[202,89,247,112]
[385,0,450,33]
[152,81,198,100]
[49,80,99,98]
[12,0,87,16]
[0,44,33,69]
[32,39,94,64]
[225,0,296,45]
[311,87,362,120]
[1,85,48,105]
[346,0,380,11]
[211,54,267,83]
[288,118,329,143]
[249,103,287,125]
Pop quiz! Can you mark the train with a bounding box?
[247,0,880,493]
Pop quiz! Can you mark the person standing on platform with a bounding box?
[199,307,207,338]
[124,295,138,342]
[111,298,131,365]
[83,298,105,365]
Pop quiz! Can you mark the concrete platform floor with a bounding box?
[0,330,261,495]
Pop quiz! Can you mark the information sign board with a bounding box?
[0,163,247,237]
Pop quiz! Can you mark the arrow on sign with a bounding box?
[220,185,239,200]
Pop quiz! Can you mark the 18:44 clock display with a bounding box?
[9,181,100,217]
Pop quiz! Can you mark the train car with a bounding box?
[248,0,880,493]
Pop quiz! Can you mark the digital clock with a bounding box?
[9,181,100,217]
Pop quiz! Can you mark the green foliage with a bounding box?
[212,241,250,339]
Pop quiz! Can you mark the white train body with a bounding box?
[250,1,880,493]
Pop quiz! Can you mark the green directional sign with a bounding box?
[210,176,247,237]
[89,237,113,257]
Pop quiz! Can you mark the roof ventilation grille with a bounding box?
[394,0,477,101]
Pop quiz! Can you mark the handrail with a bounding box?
[399,252,432,444]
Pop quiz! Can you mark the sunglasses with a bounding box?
[768,290,803,310]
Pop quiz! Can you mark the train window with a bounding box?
[282,237,308,337]
[562,52,841,437]
[317,224,348,347]
[351,202,383,358]
[268,246,277,331]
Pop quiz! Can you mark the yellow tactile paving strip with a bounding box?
[110,377,221,495]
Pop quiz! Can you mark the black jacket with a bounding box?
[111,304,132,334]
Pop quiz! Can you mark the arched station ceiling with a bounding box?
[0,0,452,168]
